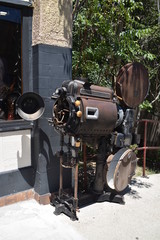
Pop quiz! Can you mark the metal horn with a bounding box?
[16,92,45,121]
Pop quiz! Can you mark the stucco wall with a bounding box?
[32,0,72,48]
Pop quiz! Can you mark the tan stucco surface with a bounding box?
[32,0,72,48]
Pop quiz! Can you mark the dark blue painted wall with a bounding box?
[32,44,72,195]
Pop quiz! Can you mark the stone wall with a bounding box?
[32,0,72,48]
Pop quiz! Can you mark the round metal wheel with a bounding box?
[106,148,137,192]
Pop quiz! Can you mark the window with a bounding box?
[0,5,21,121]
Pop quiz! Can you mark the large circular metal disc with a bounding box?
[114,150,137,192]
[107,148,127,190]
[106,148,137,192]
[116,62,149,108]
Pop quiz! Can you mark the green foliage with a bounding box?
[139,100,153,112]
[129,144,138,154]
[72,0,160,113]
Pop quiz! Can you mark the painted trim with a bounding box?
[34,192,51,205]
[0,189,51,207]
[0,0,32,7]
[0,189,34,207]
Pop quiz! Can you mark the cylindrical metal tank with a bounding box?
[53,80,118,140]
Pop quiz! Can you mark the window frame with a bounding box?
[0,0,32,7]
[0,2,33,132]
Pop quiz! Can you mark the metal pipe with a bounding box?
[143,121,147,177]
[137,119,160,177]
[137,146,160,151]
[138,119,160,124]
[83,143,87,191]
[59,134,64,197]
[74,163,79,209]
[59,155,63,197]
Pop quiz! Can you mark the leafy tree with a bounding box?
[72,0,160,114]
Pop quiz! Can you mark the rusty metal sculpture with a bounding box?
[16,62,149,220]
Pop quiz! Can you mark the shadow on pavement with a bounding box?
[130,178,153,188]
[122,177,153,199]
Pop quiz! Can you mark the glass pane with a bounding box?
[0,5,21,121]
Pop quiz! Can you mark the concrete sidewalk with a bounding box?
[0,174,160,240]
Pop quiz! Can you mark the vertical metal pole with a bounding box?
[83,143,87,191]
[72,137,79,210]
[59,134,64,197]
[143,121,147,177]
[71,137,76,188]
[74,162,78,209]
[59,155,63,197]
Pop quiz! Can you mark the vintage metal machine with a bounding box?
[16,62,149,220]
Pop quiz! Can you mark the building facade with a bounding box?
[0,0,72,205]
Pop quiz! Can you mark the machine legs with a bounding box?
[51,161,79,221]
[50,136,125,220]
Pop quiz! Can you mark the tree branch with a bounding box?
[72,0,80,20]
[72,0,88,20]
[151,90,160,104]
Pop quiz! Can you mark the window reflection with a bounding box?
[0,6,21,120]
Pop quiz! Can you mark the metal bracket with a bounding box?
[96,192,125,204]
[51,195,78,221]
[78,191,125,208]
